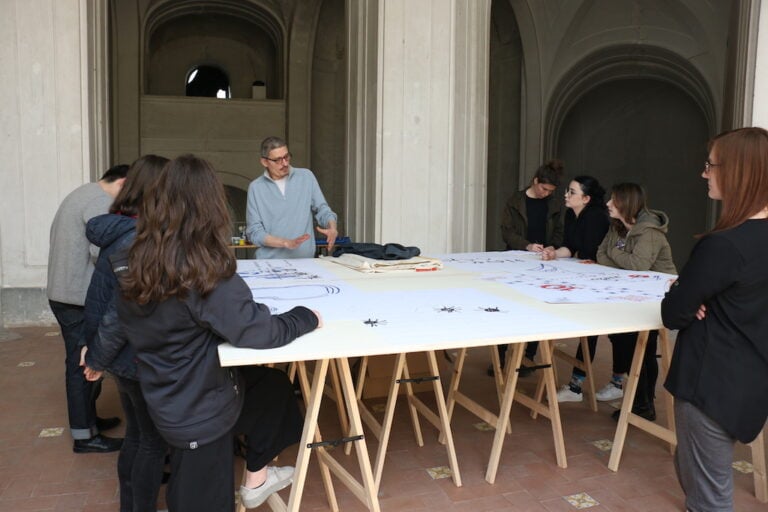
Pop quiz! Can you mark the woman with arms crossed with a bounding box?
[104,155,322,512]
[662,127,768,511]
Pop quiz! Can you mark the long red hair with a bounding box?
[708,127,768,233]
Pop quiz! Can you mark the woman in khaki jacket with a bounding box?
[594,183,676,421]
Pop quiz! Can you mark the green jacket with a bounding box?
[596,209,677,274]
[500,189,564,250]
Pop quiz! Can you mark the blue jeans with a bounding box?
[49,300,98,439]
[116,376,167,512]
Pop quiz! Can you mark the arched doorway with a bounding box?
[548,46,715,269]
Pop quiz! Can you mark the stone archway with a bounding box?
[547,45,716,268]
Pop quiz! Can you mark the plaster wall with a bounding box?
[375,0,490,254]
[0,0,93,325]
[311,0,347,228]
[377,0,454,252]
[146,14,279,99]
[511,0,731,177]
[140,95,285,192]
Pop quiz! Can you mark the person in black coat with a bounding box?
[82,154,169,512]
[539,176,610,402]
[662,127,768,511]
[101,155,322,512]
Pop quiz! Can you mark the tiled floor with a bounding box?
[0,327,765,511]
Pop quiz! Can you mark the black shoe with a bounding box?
[95,416,121,432]
[612,403,656,422]
[73,434,123,454]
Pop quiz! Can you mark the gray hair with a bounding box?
[260,136,288,158]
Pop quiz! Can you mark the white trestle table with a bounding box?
[217,251,692,511]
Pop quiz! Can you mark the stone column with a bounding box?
[347,0,490,254]
[0,0,93,325]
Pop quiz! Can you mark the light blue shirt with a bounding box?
[246,167,337,259]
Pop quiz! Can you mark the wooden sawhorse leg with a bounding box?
[749,428,767,502]
[486,340,567,482]
[248,359,380,512]
[608,330,676,471]
[538,337,598,413]
[356,352,462,491]
[443,342,567,484]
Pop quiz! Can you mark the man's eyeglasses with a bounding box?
[264,153,291,164]
[704,159,721,174]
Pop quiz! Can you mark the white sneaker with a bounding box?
[240,466,294,509]
[595,382,624,402]
[556,385,583,403]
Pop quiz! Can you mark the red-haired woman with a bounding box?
[662,127,768,511]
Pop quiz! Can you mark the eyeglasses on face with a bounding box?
[704,159,721,173]
[565,188,582,196]
[264,153,291,164]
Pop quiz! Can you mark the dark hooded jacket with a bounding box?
[103,248,319,449]
[83,213,138,379]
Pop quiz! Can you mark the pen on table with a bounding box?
[415,267,439,272]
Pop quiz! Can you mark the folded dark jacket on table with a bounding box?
[332,242,420,260]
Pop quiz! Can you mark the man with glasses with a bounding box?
[246,136,338,259]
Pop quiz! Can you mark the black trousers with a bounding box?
[609,330,659,408]
[166,366,303,512]
[49,300,100,439]
[571,335,599,378]
[497,342,539,365]
[116,376,167,512]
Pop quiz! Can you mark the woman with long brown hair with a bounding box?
[83,154,169,512]
[103,154,321,511]
[595,183,676,421]
[662,127,768,511]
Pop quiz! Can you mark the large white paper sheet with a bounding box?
[236,258,341,287]
[246,281,369,322]
[436,251,531,273]
[326,288,584,346]
[434,251,675,303]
